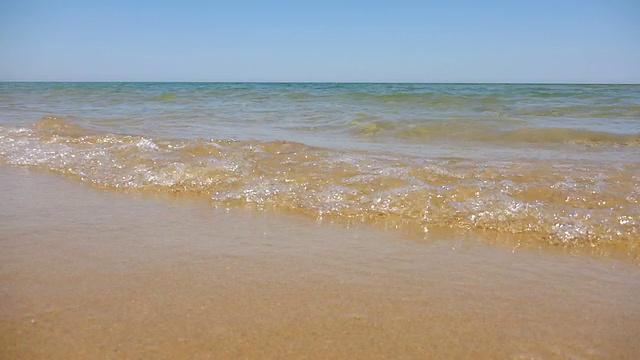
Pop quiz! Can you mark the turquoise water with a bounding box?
[1,82,639,160]
[1,83,639,257]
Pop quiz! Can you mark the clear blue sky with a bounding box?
[1,0,639,83]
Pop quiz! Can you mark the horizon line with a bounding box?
[1,80,639,85]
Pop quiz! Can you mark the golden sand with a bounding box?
[1,167,639,359]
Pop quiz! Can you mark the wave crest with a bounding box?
[1,117,639,256]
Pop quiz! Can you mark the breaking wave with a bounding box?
[1,117,639,257]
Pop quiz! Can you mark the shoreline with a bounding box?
[1,166,639,358]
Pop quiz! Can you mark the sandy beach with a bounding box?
[3,0,640,356]
[1,166,639,359]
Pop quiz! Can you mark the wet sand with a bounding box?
[1,167,639,359]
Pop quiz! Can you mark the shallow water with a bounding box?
[1,83,639,258]
[2,168,639,359]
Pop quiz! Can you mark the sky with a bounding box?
[0,0,639,83]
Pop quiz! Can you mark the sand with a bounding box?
[1,167,639,359]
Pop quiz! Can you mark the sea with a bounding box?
[1,82,639,258]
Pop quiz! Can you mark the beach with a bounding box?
[1,166,639,358]
[1,82,639,358]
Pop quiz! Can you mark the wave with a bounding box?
[515,105,640,118]
[345,119,640,146]
[147,93,178,102]
[328,92,640,119]
[337,92,506,108]
[1,117,639,257]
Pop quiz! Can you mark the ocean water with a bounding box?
[1,82,639,257]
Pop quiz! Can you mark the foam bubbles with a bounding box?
[1,118,639,256]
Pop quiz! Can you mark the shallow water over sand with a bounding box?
[1,168,639,359]
[1,83,639,161]
[1,83,639,258]
[0,116,638,258]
